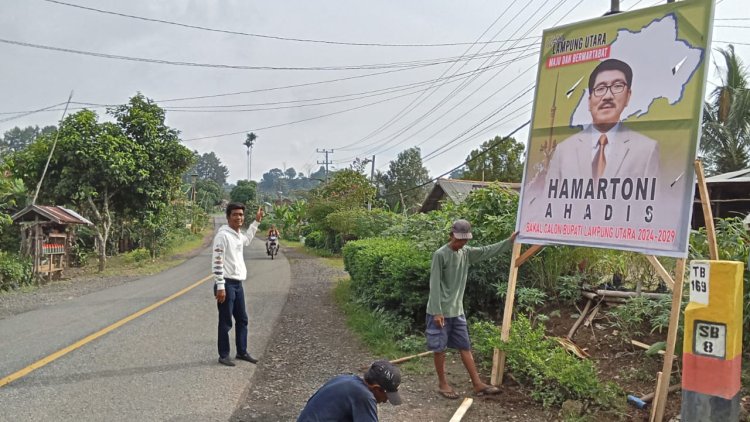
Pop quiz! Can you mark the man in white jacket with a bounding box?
[212,202,263,366]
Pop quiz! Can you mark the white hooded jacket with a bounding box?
[212,220,260,290]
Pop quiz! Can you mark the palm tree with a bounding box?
[700,45,750,175]
[244,132,258,180]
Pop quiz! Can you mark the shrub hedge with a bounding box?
[0,252,33,291]
[343,237,431,322]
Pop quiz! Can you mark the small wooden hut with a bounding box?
[11,205,93,281]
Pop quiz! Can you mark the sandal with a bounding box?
[475,385,502,396]
[438,390,460,400]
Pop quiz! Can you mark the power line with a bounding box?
[337,0,568,163]
[41,0,542,48]
[379,120,530,199]
[0,101,69,123]
[357,0,560,161]
[334,0,539,158]
[332,0,526,153]
[0,37,537,71]
[714,40,750,46]
[347,0,582,169]
[0,62,514,116]
[180,53,539,141]
[181,86,427,141]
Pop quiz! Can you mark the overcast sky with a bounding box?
[1,0,747,184]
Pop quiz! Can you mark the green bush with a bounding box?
[124,247,151,264]
[472,317,623,410]
[303,230,325,249]
[0,252,33,291]
[69,241,90,267]
[326,208,405,241]
[343,237,431,322]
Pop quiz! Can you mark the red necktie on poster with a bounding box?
[592,134,608,179]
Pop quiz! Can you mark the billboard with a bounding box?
[516,0,714,257]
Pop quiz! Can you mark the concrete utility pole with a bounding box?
[316,148,334,181]
[368,155,375,211]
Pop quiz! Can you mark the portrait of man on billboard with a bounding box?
[544,58,660,185]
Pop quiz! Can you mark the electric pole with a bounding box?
[316,148,334,181]
[368,155,375,211]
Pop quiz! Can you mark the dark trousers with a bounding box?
[215,280,248,358]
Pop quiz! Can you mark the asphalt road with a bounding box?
[0,220,291,422]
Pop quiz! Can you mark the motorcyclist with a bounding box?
[266,225,280,255]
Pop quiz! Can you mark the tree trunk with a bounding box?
[87,192,113,272]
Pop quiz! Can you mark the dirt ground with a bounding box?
[230,247,556,422]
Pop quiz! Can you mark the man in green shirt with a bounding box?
[426,219,517,399]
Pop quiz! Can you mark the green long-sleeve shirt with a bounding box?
[426,238,513,317]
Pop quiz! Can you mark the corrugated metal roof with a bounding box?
[11,205,93,225]
[420,178,520,213]
[705,168,750,182]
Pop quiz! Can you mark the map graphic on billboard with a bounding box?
[516,0,714,257]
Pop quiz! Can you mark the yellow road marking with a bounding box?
[0,275,212,388]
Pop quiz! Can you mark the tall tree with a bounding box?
[284,167,297,180]
[244,132,257,180]
[230,180,257,205]
[1,125,56,156]
[9,95,193,270]
[700,45,750,175]
[462,135,525,182]
[192,151,229,186]
[195,179,224,211]
[258,168,287,196]
[380,147,430,213]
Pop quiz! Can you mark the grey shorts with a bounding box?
[425,314,471,352]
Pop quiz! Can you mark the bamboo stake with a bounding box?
[567,299,592,339]
[651,258,686,422]
[649,371,664,422]
[389,351,432,365]
[694,160,718,260]
[645,255,675,290]
[641,383,681,403]
[631,340,672,357]
[449,398,474,422]
[515,244,543,267]
[491,241,522,386]
[595,290,668,299]
[583,304,600,328]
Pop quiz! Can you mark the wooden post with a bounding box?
[650,371,665,422]
[695,160,718,260]
[491,241,522,385]
[651,258,686,422]
[449,398,474,422]
[646,255,675,290]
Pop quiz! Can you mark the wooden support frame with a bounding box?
[491,160,714,422]
[492,242,687,422]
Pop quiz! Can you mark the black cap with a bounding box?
[365,360,402,405]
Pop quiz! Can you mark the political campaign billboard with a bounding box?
[516,0,714,257]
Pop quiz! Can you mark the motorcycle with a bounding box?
[267,235,280,259]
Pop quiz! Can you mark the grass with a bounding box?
[331,277,433,373]
[74,229,210,278]
[284,240,345,270]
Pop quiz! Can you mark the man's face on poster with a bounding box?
[588,69,631,131]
